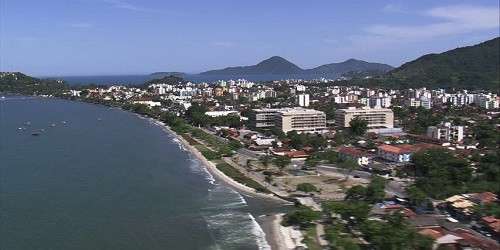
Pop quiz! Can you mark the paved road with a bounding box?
[237,148,263,159]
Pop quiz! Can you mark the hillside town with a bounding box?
[60,75,500,249]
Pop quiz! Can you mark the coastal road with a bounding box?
[237,148,263,159]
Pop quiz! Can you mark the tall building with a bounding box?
[335,107,394,128]
[427,122,464,142]
[249,108,279,128]
[296,94,310,107]
[250,108,326,133]
[275,108,326,133]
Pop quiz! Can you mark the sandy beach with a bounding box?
[152,119,297,249]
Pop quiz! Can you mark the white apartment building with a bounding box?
[296,94,310,107]
[420,96,432,109]
[427,122,464,142]
[335,107,394,128]
[250,108,326,133]
[405,98,421,108]
[475,95,499,109]
[369,96,392,108]
[275,108,326,133]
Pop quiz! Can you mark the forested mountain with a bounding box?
[306,59,394,74]
[355,37,500,91]
[199,56,394,75]
[0,72,69,95]
[199,56,304,75]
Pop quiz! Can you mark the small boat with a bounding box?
[50,123,56,127]
[18,127,26,130]
[25,121,31,126]
[62,121,66,124]
[32,132,40,136]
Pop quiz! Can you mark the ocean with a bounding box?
[0,96,289,249]
[42,73,341,85]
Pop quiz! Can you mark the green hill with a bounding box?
[199,56,304,75]
[363,37,499,91]
[307,59,394,74]
[0,72,69,95]
[200,56,393,75]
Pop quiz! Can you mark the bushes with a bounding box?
[201,150,222,160]
[282,205,322,227]
[296,183,319,193]
[216,163,271,193]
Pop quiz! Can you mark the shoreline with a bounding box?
[151,119,293,250]
[155,119,289,203]
[12,96,295,250]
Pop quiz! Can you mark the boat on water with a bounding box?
[62,121,66,124]
[32,132,40,136]
[18,127,26,130]
[25,121,31,126]
[50,123,56,127]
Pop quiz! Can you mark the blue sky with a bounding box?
[1,0,498,76]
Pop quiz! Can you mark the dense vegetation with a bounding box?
[0,72,70,95]
[355,37,500,92]
[408,149,500,200]
[359,212,434,250]
[281,205,322,227]
[323,176,433,250]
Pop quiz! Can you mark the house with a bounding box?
[470,192,498,204]
[338,146,372,165]
[376,143,433,162]
[482,216,500,236]
[376,145,414,162]
[444,195,474,220]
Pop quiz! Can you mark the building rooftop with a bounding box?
[339,147,372,157]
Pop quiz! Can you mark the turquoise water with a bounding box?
[0,97,287,249]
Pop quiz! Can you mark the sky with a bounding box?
[0,0,498,76]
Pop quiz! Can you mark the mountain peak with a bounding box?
[200,56,303,75]
[199,56,394,75]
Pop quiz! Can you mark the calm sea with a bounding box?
[0,96,288,249]
[42,73,341,85]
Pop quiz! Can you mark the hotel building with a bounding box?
[250,108,326,133]
[334,107,394,128]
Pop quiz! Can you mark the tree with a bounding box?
[240,108,252,118]
[297,183,319,193]
[274,156,291,172]
[259,155,272,169]
[339,159,358,181]
[346,185,367,201]
[245,159,252,170]
[282,205,322,227]
[365,176,389,203]
[406,186,426,206]
[349,117,368,136]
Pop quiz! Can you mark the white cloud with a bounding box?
[383,3,409,13]
[69,23,94,28]
[367,5,499,40]
[104,0,167,14]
